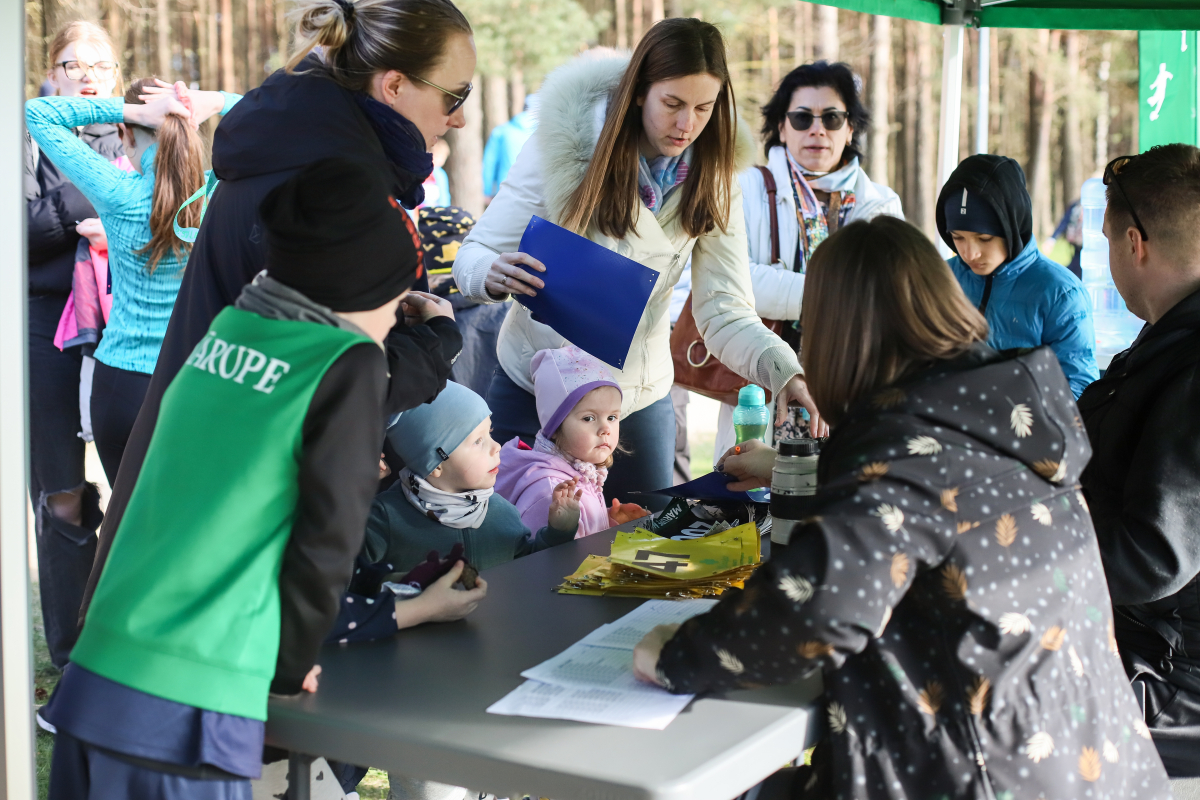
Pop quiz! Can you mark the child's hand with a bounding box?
[608,498,650,525]
[378,454,391,480]
[301,664,322,693]
[397,562,487,628]
[76,218,107,250]
[548,479,582,532]
[401,291,455,325]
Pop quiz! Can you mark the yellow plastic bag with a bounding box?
[608,522,759,581]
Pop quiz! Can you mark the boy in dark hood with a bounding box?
[936,154,1099,397]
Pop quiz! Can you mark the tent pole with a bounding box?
[0,0,37,792]
[935,23,965,256]
[976,27,990,154]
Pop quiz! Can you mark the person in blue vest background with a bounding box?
[482,93,538,201]
[936,154,1099,398]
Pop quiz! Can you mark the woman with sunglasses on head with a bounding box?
[453,19,818,508]
[25,20,125,673]
[80,0,474,630]
[716,61,903,453]
[937,154,1098,398]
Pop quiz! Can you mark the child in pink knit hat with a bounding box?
[496,346,649,537]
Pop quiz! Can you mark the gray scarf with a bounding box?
[234,271,374,342]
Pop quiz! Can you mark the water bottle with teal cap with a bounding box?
[732,384,770,445]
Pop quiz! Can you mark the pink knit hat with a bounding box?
[531,346,622,438]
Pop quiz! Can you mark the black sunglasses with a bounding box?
[1103,155,1149,242]
[786,109,849,132]
[412,75,472,116]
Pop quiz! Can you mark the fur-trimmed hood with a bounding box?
[536,52,758,223]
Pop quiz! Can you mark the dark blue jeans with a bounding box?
[487,367,675,512]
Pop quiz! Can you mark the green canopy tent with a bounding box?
[809,0,1200,204]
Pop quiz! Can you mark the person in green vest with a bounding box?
[41,156,482,799]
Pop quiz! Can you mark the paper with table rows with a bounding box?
[486,599,717,729]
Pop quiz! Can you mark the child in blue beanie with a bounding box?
[366,381,581,575]
[936,154,1099,397]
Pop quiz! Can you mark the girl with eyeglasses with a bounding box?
[713,61,904,456]
[25,20,125,675]
[454,19,819,506]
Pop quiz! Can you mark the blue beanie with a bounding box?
[943,187,1005,238]
[386,382,492,478]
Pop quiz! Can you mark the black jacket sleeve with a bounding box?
[272,342,388,694]
[383,316,463,416]
[25,139,96,267]
[1091,366,1200,606]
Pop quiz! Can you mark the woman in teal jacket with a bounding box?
[936,154,1098,398]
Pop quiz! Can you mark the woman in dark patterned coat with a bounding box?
[633,216,1171,800]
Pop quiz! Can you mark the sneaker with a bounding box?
[35,709,56,735]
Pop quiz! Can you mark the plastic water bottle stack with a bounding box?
[1079,177,1144,367]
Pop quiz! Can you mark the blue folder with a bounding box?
[516,216,660,370]
[634,471,771,504]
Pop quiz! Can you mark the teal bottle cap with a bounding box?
[737,384,765,407]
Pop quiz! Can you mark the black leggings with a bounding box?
[91,360,152,487]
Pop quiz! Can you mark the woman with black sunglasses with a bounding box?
[715,61,902,452]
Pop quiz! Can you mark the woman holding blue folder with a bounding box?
[454,19,823,506]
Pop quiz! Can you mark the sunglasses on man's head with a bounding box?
[786,109,849,132]
[1102,154,1149,242]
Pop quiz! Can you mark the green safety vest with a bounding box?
[72,307,373,720]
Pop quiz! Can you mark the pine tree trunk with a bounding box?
[484,73,509,138]
[156,0,170,78]
[903,22,918,218]
[446,73,485,216]
[510,69,526,118]
[615,0,627,50]
[916,23,935,239]
[650,0,663,25]
[276,0,288,64]
[815,4,837,62]
[1096,42,1111,169]
[868,14,890,184]
[220,0,235,91]
[247,0,261,88]
[631,0,643,45]
[794,2,811,66]
[1027,29,1060,241]
[208,4,220,89]
[767,6,780,88]
[1061,30,1083,206]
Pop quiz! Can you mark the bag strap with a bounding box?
[756,165,781,265]
[173,171,220,245]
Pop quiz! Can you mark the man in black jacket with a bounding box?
[1080,143,1200,777]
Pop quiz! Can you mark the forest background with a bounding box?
[25,0,1140,243]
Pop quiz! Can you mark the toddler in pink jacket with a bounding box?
[496,346,648,537]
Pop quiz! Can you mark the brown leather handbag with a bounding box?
[670,166,786,405]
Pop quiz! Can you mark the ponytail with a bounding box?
[287,0,471,93]
[125,78,206,274]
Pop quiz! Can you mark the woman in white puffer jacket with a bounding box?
[713,61,903,457]
[453,19,822,508]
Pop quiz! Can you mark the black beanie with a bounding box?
[935,154,1032,265]
[259,157,423,312]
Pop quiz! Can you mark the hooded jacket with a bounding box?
[24,123,123,297]
[79,58,462,626]
[1078,287,1200,775]
[452,54,803,415]
[937,156,1098,398]
[659,345,1169,800]
[495,438,610,537]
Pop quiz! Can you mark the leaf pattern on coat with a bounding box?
[1031,502,1053,526]
[1108,619,1120,654]
[827,701,848,734]
[941,487,959,512]
[999,612,1032,635]
[798,640,835,659]
[715,648,744,675]
[907,435,943,455]
[1134,717,1152,740]
[1041,625,1066,651]
[858,462,889,482]
[995,514,1018,547]
[956,520,979,534]
[874,504,905,532]
[1103,739,1120,764]
[872,387,907,409]
[1010,403,1034,438]
[1076,490,1090,513]
[876,605,892,638]
[1079,747,1102,782]
[1069,645,1085,677]
[968,675,991,716]
[916,680,944,715]
[1033,458,1068,483]
[778,574,815,604]
[890,552,910,588]
[941,564,968,601]
[1026,731,1055,763]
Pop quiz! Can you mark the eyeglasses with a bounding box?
[57,60,118,81]
[786,109,849,132]
[411,75,472,116]
[1103,155,1149,242]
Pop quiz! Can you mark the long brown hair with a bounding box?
[125,78,206,273]
[48,21,124,96]
[800,217,989,424]
[287,0,472,91]
[559,18,737,241]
